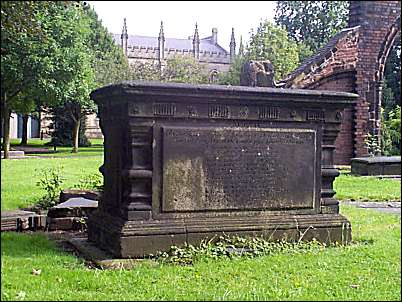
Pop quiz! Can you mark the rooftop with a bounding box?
[113,34,229,54]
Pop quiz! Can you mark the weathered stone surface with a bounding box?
[162,127,318,212]
[59,189,101,203]
[87,81,357,258]
[48,198,98,218]
[351,156,401,176]
[240,60,283,88]
[68,237,158,269]
[1,210,37,231]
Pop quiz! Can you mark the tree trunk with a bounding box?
[72,119,80,153]
[2,105,11,159]
[20,114,29,145]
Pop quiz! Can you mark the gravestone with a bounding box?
[351,156,401,176]
[88,81,357,258]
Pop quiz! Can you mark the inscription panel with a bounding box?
[161,127,318,212]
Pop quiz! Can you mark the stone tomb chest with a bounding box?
[88,81,357,258]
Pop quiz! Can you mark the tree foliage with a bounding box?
[43,3,131,151]
[130,56,208,84]
[130,61,161,81]
[218,56,248,86]
[1,1,88,157]
[162,56,208,84]
[383,33,401,113]
[274,1,349,55]
[381,33,401,155]
[381,106,401,156]
[245,21,301,81]
[86,6,131,88]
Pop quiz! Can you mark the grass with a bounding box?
[7,138,104,157]
[1,154,400,211]
[334,170,401,202]
[1,205,400,301]
[1,139,401,300]
[1,156,103,211]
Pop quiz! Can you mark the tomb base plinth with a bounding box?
[88,81,357,258]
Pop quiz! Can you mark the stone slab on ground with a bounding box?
[11,146,56,155]
[351,156,401,176]
[68,237,158,269]
[47,197,98,231]
[341,201,401,215]
[1,150,25,159]
[1,210,38,231]
[48,197,98,218]
[59,189,101,203]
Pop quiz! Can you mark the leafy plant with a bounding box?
[364,133,381,156]
[153,234,328,265]
[35,166,65,209]
[381,105,401,156]
[72,172,103,191]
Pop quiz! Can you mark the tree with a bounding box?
[48,4,132,152]
[1,1,78,158]
[218,55,248,86]
[274,1,349,56]
[85,6,131,88]
[41,2,96,153]
[383,33,401,115]
[381,106,401,156]
[130,61,161,81]
[161,56,208,84]
[247,20,301,81]
[129,56,209,84]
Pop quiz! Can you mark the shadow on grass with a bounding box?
[350,238,375,245]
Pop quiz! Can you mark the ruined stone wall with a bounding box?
[348,1,401,157]
[282,1,400,164]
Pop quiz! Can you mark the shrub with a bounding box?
[72,172,103,191]
[35,166,65,209]
[381,105,401,156]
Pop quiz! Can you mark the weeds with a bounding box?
[152,234,329,265]
[35,166,65,209]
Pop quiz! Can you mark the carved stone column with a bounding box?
[321,110,344,214]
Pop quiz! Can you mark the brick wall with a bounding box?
[349,1,401,157]
[308,73,356,164]
[283,1,400,164]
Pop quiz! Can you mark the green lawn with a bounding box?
[1,141,401,300]
[1,154,401,211]
[1,206,400,301]
[7,138,104,157]
[1,156,103,211]
[334,170,401,202]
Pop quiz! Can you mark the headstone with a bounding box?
[87,81,357,258]
[47,197,98,231]
[351,156,401,176]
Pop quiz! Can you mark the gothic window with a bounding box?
[209,69,219,83]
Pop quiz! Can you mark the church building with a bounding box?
[115,19,236,81]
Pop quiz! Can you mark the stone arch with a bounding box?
[280,1,401,164]
[375,16,401,83]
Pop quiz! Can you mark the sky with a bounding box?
[87,1,277,52]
